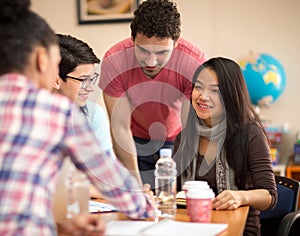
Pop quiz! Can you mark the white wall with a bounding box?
[31,0,300,163]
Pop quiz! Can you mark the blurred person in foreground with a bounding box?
[0,0,154,235]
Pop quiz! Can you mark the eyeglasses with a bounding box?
[65,73,99,89]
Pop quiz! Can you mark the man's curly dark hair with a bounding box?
[130,0,181,41]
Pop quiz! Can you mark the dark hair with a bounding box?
[0,0,58,75]
[130,0,181,41]
[188,57,267,188]
[57,34,100,82]
[57,34,100,116]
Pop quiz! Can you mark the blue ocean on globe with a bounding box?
[239,53,286,106]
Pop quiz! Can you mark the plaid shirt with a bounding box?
[0,74,154,236]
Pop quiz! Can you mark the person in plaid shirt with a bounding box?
[0,0,154,235]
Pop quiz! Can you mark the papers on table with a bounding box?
[176,191,186,206]
[176,191,186,199]
[104,219,228,236]
[89,200,117,213]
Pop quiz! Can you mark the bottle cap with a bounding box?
[160,148,172,157]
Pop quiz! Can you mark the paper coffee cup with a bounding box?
[186,189,215,223]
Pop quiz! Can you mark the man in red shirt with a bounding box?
[99,0,206,189]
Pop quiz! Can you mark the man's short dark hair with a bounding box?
[130,0,181,41]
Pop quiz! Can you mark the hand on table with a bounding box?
[143,183,156,207]
[212,190,243,210]
[57,214,106,236]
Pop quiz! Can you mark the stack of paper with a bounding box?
[176,191,186,206]
[104,219,228,236]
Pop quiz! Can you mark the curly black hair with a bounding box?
[130,0,181,41]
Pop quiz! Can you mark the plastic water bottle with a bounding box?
[155,148,177,219]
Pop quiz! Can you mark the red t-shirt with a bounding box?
[99,38,206,141]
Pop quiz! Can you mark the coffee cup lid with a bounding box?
[184,180,208,186]
[186,189,215,199]
[183,181,210,190]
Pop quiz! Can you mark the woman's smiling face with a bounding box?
[192,67,225,127]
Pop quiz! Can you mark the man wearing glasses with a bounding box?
[54,34,113,155]
[59,68,99,111]
[99,0,206,189]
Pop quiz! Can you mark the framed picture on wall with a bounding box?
[77,0,140,24]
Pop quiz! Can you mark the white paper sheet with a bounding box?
[105,219,228,236]
[89,200,117,213]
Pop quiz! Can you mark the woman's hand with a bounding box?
[213,189,272,211]
[212,189,272,211]
[212,190,243,210]
[57,214,106,236]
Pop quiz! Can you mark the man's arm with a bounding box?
[66,106,154,219]
[103,93,142,184]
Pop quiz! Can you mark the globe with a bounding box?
[239,53,286,107]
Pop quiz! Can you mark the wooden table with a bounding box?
[97,203,249,236]
[210,206,249,235]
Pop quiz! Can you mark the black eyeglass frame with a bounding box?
[65,73,99,89]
